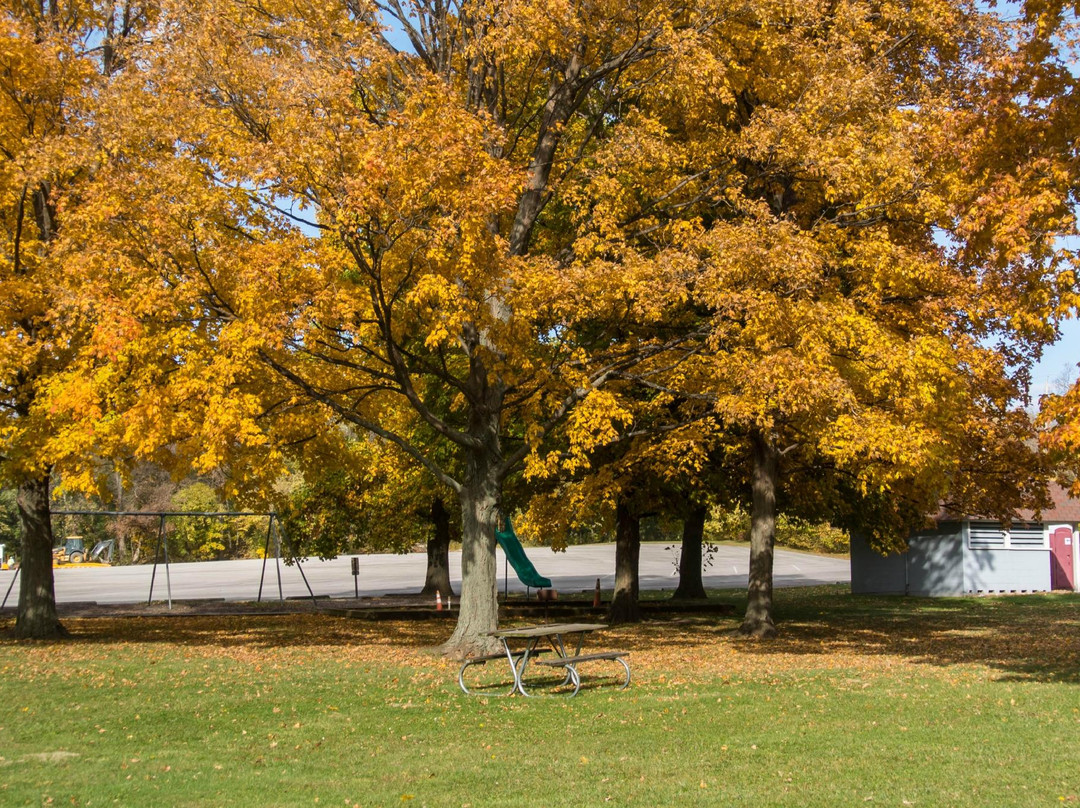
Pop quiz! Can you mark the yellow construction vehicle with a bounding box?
[52,537,113,566]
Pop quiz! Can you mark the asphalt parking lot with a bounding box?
[2,543,849,606]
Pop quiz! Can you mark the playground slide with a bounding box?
[495,518,552,589]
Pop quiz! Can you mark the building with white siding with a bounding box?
[850,485,1080,596]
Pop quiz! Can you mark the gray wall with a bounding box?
[850,533,905,594]
[907,526,964,596]
[850,524,965,596]
[851,521,1053,596]
[963,547,1050,593]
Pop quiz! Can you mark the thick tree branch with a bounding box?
[256,349,463,493]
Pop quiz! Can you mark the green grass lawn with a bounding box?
[2,586,1078,807]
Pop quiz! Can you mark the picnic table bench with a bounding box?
[458,623,631,697]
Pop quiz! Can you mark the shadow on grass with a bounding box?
[0,612,450,653]
[3,586,1077,685]
[624,585,1080,685]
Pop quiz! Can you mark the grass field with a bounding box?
[2,586,1078,807]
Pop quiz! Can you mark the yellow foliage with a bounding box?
[3,0,1070,564]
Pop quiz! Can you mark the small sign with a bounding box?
[351,557,359,575]
[1066,537,1072,546]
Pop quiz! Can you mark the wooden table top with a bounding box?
[490,622,607,639]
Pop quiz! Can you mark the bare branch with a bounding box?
[256,349,463,493]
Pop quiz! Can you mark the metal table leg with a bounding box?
[518,633,581,697]
[514,638,543,696]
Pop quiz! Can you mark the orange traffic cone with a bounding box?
[436,590,443,611]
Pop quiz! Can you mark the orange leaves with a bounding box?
[0,1,136,488]
[12,589,1079,683]
[0,0,1068,589]
[334,80,514,234]
[1038,370,1080,497]
[528,389,634,480]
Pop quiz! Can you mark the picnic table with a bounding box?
[458,622,631,697]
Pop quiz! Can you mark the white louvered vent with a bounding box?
[1007,523,1044,547]
[968,521,1005,548]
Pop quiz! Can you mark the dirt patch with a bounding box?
[40,594,436,619]
[21,752,80,763]
[3,594,734,621]
[0,594,444,620]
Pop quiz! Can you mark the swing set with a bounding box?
[2,510,318,610]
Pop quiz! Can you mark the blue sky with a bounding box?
[1030,232,1080,396]
[1032,317,1080,396]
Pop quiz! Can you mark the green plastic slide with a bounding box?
[495,517,552,589]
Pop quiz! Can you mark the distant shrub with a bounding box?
[640,514,682,543]
[704,505,848,554]
[703,506,750,544]
[776,515,849,554]
[0,489,18,547]
[168,483,264,561]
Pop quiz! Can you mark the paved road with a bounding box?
[1,543,849,606]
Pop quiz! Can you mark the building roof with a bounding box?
[1018,483,1080,523]
[935,482,1080,524]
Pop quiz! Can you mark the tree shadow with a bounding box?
[3,587,1078,685]
[1,612,450,652]
[619,588,1080,684]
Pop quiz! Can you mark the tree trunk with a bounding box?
[740,430,779,638]
[113,473,128,563]
[607,498,641,624]
[442,452,501,657]
[14,472,66,639]
[421,496,454,597]
[115,532,128,564]
[672,505,708,600]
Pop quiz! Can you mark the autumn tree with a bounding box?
[706,1,1079,636]
[1040,368,1080,495]
[0,0,150,638]
[57,0,1078,652]
[543,0,1078,636]
[103,459,178,564]
[277,431,461,597]
[521,411,729,622]
[0,489,18,549]
[163,483,263,561]
[64,0,718,655]
[669,507,707,599]
[999,0,1080,507]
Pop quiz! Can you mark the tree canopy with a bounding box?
[8,0,1075,647]
[0,0,153,637]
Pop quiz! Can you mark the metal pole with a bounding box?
[163,518,172,611]
[148,515,165,604]
[275,521,317,607]
[273,516,284,603]
[258,515,273,603]
[1,569,17,609]
[53,510,269,517]
[295,560,318,607]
